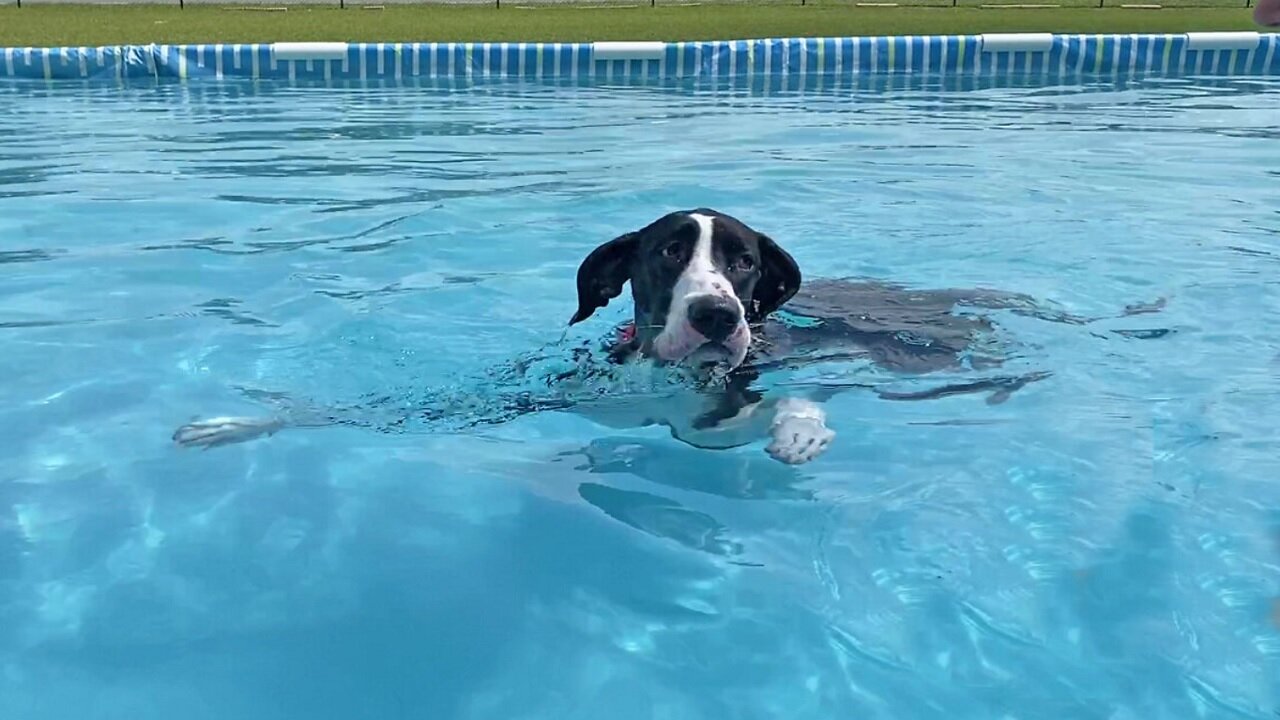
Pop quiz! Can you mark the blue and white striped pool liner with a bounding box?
[1,35,1277,82]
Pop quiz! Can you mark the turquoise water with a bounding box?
[2,75,1279,719]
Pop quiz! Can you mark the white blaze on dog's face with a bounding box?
[651,213,751,368]
[569,208,803,373]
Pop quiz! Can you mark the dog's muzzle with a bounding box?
[652,295,751,370]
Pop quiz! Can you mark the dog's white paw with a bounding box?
[172,416,283,449]
[766,399,834,465]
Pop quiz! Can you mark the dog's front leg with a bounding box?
[765,397,835,465]
[665,395,834,465]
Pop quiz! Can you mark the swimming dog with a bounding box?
[172,208,1160,464]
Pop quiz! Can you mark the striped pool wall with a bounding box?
[2,34,1278,82]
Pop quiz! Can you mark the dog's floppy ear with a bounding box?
[750,233,802,322]
[569,231,639,325]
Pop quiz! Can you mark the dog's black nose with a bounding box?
[687,296,740,342]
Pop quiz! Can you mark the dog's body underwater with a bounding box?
[173,209,1162,464]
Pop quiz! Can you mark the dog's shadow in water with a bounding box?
[563,437,812,502]
[555,436,814,561]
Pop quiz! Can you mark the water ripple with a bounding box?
[0,249,65,264]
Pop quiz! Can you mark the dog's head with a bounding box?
[569,208,801,371]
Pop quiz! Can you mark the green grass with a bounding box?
[0,4,1260,46]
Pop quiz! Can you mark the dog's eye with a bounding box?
[735,255,756,271]
[662,243,683,260]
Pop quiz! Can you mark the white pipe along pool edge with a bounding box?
[979,33,1054,53]
[272,42,349,61]
[1184,31,1262,50]
[592,41,666,61]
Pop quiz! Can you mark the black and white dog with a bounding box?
[173,208,1157,464]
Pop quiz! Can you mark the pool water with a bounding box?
[2,74,1279,719]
